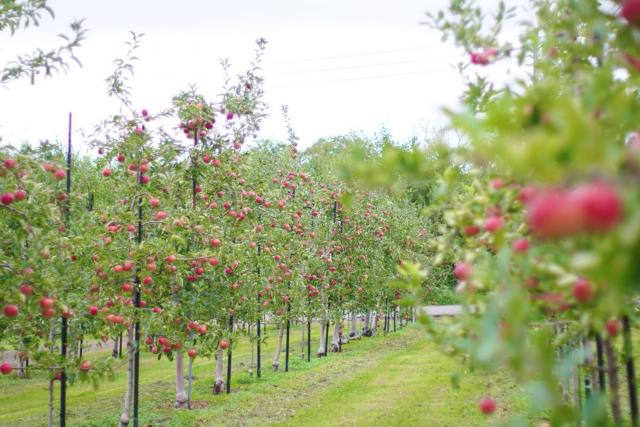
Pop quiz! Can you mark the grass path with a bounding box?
[0,325,528,426]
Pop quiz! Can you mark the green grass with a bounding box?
[0,324,528,426]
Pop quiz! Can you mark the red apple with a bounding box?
[573,278,594,304]
[79,360,91,371]
[14,189,27,201]
[512,238,530,253]
[102,168,112,177]
[606,319,620,337]
[572,182,622,232]
[3,304,19,318]
[622,0,640,27]
[1,192,15,205]
[454,262,473,281]
[479,397,496,414]
[219,339,229,350]
[3,159,17,169]
[0,363,12,375]
[188,348,197,358]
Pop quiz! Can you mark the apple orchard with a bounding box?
[3,0,640,426]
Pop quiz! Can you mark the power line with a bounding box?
[268,67,454,88]
[273,43,453,64]
[269,53,465,76]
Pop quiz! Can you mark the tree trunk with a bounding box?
[363,312,372,336]
[119,325,134,427]
[331,322,340,352]
[272,320,284,371]
[249,324,254,375]
[174,351,188,408]
[112,336,119,358]
[604,337,622,424]
[300,320,306,359]
[213,349,224,394]
[317,316,326,356]
[349,312,358,339]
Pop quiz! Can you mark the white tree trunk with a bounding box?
[213,349,225,394]
[331,322,340,352]
[174,351,188,408]
[317,318,326,356]
[272,320,284,371]
[349,312,358,339]
[300,321,306,359]
[119,325,134,426]
[363,312,371,336]
[249,324,254,375]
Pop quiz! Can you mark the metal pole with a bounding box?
[257,243,261,378]
[60,112,72,427]
[257,319,261,378]
[324,320,329,356]
[623,316,639,426]
[595,334,606,391]
[133,166,143,427]
[226,315,233,394]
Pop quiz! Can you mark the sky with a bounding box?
[0,0,529,152]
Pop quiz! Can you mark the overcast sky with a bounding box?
[0,0,528,151]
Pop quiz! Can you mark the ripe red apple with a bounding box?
[572,182,622,232]
[0,363,12,375]
[479,397,496,414]
[150,198,160,208]
[606,319,620,337]
[79,360,91,371]
[484,216,504,233]
[1,192,15,205]
[54,169,66,180]
[527,189,585,239]
[219,339,229,350]
[141,175,150,185]
[622,0,640,27]
[512,238,530,253]
[573,278,594,303]
[14,189,27,201]
[142,276,153,286]
[3,158,17,169]
[454,262,473,281]
[19,283,33,296]
[3,304,19,318]
[39,297,55,310]
[155,211,168,220]
[463,225,480,236]
[88,305,98,316]
[102,168,112,177]
[188,348,197,358]
[210,238,221,247]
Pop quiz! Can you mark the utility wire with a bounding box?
[274,43,453,64]
[268,67,453,88]
[269,53,465,75]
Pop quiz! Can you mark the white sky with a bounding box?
[0,0,529,151]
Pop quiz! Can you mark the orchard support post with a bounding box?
[623,316,639,426]
[324,319,330,356]
[595,334,606,392]
[226,315,233,394]
[257,319,261,378]
[132,165,144,427]
[60,112,72,427]
[257,243,262,378]
[393,309,396,333]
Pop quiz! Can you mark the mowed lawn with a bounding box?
[0,324,529,426]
